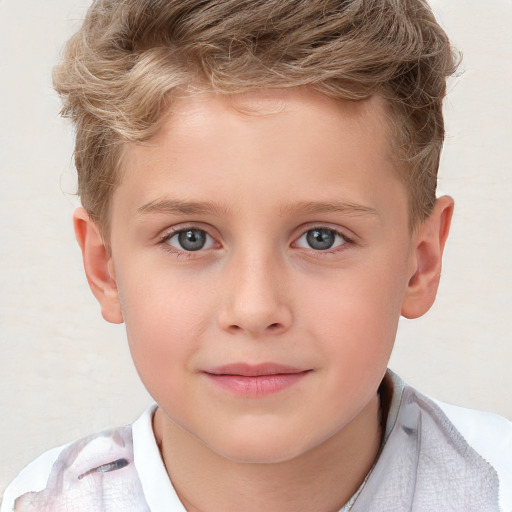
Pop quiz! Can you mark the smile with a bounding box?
[203,363,311,397]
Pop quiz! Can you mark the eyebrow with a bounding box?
[137,198,378,217]
[280,201,379,217]
[137,199,226,216]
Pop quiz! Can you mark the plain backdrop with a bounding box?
[1,0,511,493]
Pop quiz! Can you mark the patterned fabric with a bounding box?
[11,427,150,512]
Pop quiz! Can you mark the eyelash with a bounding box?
[293,226,354,255]
[158,225,355,258]
[159,227,217,259]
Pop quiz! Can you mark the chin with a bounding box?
[206,430,316,465]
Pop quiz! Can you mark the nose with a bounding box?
[217,250,293,337]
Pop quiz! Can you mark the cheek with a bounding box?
[118,262,212,334]
[303,256,408,364]
[304,273,403,420]
[115,269,214,388]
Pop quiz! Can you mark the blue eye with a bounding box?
[166,229,215,252]
[296,228,347,251]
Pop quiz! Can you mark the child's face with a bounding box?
[101,89,420,462]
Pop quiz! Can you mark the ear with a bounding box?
[73,207,124,324]
[401,196,454,319]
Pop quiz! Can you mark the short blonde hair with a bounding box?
[53,0,458,235]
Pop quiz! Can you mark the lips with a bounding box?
[203,363,311,397]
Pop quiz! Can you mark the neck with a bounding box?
[153,394,382,512]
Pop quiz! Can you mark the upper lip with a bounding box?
[204,363,309,377]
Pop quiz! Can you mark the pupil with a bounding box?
[306,229,335,250]
[178,229,206,251]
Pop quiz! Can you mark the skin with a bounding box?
[75,88,453,512]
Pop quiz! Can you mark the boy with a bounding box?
[2,0,511,511]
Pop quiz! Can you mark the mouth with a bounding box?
[203,363,311,397]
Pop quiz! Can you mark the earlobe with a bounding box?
[401,196,454,319]
[73,208,124,324]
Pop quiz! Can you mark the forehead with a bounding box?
[114,88,404,224]
[121,87,394,177]
[160,87,390,135]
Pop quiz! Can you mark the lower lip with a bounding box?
[204,372,309,397]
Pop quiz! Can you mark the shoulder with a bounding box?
[377,371,512,511]
[1,445,64,512]
[1,422,150,512]
[433,397,512,509]
[385,371,512,477]
[408,383,512,512]
[433,398,512,456]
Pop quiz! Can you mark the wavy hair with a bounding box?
[53,0,459,234]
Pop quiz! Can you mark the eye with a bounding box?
[295,228,347,251]
[165,228,216,252]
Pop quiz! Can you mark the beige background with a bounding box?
[1,0,511,493]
